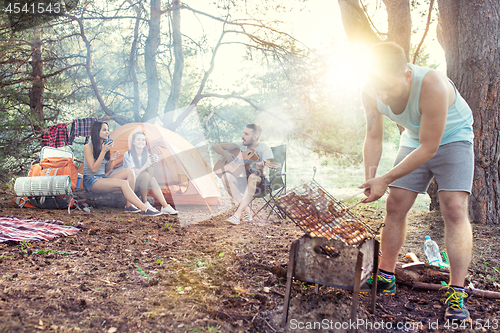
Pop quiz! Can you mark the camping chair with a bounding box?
[253,144,287,221]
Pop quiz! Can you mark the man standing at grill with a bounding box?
[360,42,474,322]
[213,124,273,225]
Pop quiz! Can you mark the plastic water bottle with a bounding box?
[423,235,443,266]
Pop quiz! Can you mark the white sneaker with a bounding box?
[226,215,240,225]
[161,204,178,215]
[145,201,160,213]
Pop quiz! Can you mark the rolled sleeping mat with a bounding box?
[14,175,72,197]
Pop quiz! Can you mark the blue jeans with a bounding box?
[82,174,107,193]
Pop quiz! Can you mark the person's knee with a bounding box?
[125,168,135,178]
[385,192,412,217]
[141,177,150,187]
[221,173,237,185]
[441,199,469,224]
[149,176,160,189]
[248,174,260,185]
[119,179,132,190]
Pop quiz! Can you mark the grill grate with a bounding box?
[276,180,374,247]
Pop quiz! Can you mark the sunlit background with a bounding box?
[1,0,443,219]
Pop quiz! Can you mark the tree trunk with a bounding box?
[163,0,184,120]
[29,30,44,123]
[73,189,126,208]
[394,262,450,285]
[382,0,411,59]
[437,0,500,223]
[337,0,381,44]
[68,15,128,125]
[144,0,161,122]
[129,3,142,122]
[427,178,440,211]
[168,30,226,131]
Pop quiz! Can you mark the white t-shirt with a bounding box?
[122,150,148,169]
[232,141,273,179]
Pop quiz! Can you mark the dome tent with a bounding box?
[109,123,221,207]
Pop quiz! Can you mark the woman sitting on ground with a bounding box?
[123,131,178,215]
[82,121,161,216]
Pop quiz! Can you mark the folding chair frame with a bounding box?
[254,145,286,221]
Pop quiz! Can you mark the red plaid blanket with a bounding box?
[0,216,80,242]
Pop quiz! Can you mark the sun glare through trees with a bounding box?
[326,42,371,92]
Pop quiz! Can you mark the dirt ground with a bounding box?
[0,186,499,333]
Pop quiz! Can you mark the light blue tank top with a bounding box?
[83,151,107,176]
[377,63,474,148]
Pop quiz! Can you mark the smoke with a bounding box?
[140,108,236,227]
[255,107,295,147]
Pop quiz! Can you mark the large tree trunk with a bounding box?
[437,0,500,223]
[382,0,411,59]
[144,0,161,122]
[129,2,142,122]
[163,0,184,121]
[29,30,44,123]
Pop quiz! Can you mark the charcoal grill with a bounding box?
[276,168,380,330]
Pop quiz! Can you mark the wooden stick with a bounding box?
[340,189,367,203]
[405,281,500,299]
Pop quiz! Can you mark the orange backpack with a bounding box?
[29,157,78,190]
[15,157,80,211]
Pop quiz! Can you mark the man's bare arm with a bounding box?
[361,71,448,202]
[213,142,239,163]
[362,86,384,181]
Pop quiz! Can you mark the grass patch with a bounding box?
[35,249,72,255]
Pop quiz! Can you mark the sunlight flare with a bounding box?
[326,43,372,90]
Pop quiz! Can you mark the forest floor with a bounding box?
[0,186,499,333]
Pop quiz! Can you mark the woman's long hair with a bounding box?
[90,121,110,161]
[130,131,148,169]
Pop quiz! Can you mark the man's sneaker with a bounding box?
[145,201,160,213]
[161,204,178,215]
[226,215,240,225]
[242,212,253,222]
[364,273,396,295]
[444,287,471,322]
[140,208,162,216]
[124,204,141,213]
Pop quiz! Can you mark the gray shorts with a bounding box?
[390,141,474,194]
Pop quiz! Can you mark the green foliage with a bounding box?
[410,44,439,69]
[17,241,32,250]
[187,324,223,333]
[35,249,72,255]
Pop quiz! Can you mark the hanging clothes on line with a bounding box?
[41,123,69,148]
[68,117,97,145]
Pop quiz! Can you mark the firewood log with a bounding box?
[73,188,126,208]
[394,262,451,285]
